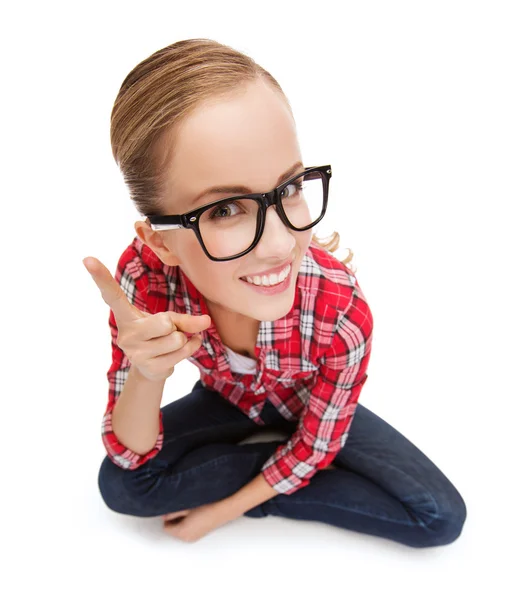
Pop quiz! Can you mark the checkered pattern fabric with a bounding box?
[102,236,373,495]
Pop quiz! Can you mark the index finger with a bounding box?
[83,256,142,323]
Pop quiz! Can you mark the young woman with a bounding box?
[83,38,467,546]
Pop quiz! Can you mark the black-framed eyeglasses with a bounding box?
[145,164,332,262]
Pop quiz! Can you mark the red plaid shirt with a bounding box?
[102,236,374,495]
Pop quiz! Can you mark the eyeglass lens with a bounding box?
[197,171,326,259]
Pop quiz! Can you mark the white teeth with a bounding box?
[245,264,291,287]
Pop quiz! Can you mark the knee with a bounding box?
[421,490,467,547]
[97,455,142,515]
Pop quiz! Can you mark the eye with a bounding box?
[280,181,304,201]
[208,201,241,220]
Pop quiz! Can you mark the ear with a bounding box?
[134,219,180,266]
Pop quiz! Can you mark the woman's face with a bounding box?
[135,77,313,326]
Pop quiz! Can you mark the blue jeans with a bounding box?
[98,379,467,548]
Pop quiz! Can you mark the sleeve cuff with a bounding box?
[261,447,316,495]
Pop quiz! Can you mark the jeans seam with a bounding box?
[272,498,428,527]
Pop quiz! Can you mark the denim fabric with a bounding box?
[98,379,467,548]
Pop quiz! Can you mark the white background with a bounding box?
[2,1,518,598]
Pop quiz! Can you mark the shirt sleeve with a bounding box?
[101,253,164,470]
[260,296,373,495]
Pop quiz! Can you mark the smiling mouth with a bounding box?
[240,262,292,287]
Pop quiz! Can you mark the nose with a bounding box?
[255,204,296,257]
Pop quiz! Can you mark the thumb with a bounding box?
[169,312,212,334]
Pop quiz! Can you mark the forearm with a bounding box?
[217,462,338,518]
[218,472,280,518]
[111,365,165,455]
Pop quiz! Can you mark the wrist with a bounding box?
[129,365,168,386]
[214,497,245,520]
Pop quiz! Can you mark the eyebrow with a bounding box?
[189,161,304,206]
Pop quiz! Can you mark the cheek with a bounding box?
[185,252,237,292]
[182,236,209,263]
[297,230,313,252]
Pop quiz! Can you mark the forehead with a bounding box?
[160,80,302,208]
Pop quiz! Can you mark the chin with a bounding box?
[247,293,295,322]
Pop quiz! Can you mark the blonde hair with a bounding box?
[110,38,354,269]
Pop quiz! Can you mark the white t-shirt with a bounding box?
[222,343,258,374]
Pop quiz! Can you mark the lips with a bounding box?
[239,262,293,294]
